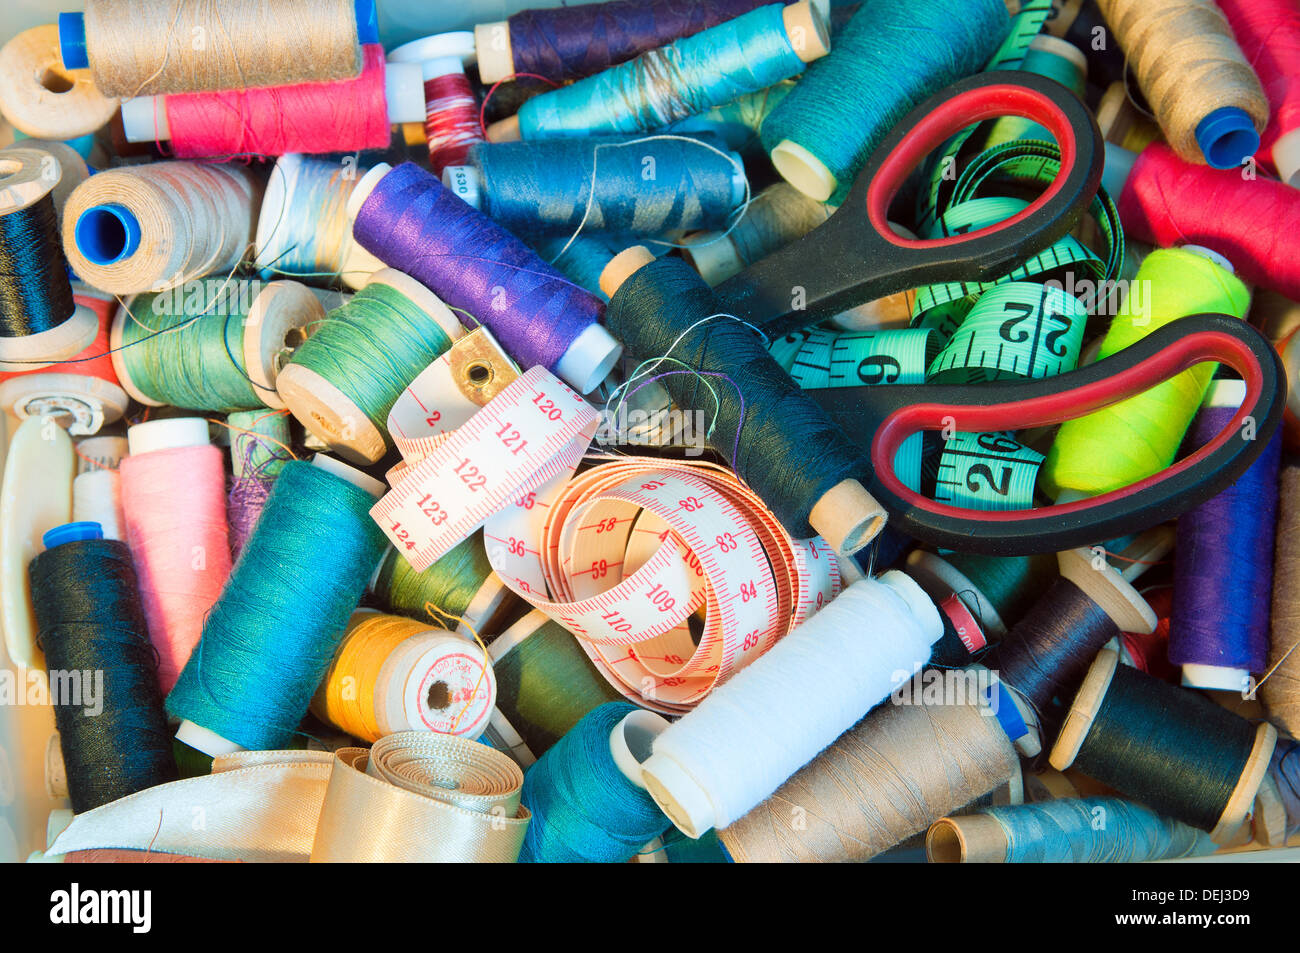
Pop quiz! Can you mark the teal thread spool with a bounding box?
[519,702,671,863]
[276,269,463,464]
[489,610,627,757]
[984,35,1088,151]
[761,0,1011,202]
[167,456,389,756]
[492,3,827,141]
[111,279,324,412]
[906,549,1059,638]
[227,409,294,558]
[370,532,514,636]
[529,233,627,300]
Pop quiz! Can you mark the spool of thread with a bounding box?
[387,33,481,175]
[720,689,1018,862]
[120,418,232,694]
[927,797,1217,863]
[444,136,745,238]
[1219,0,1300,185]
[759,0,1010,202]
[30,522,178,813]
[519,702,671,863]
[664,80,795,156]
[112,279,323,413]
[349,161,621,395]
[682,181,831,286]
[602,247,884,554]
[60,0,374,98]
[986,549,1156,753]
[488,3,827,142]
[1041,246,1250,498]
[371,533,511,636]
[489,610,626,757]
[1,139,90,222]
[983,35,1088,151]
[528,233,626,299]
[475,0,793,85]
[1108,141,1300,301]
[226,409,293,558]
[0,25,116,140]
[63,162,258,295]
[276,269,463,464]
[1051,647,1277,838]
[313,610,496,743]
[1170,380,1281,690]
[0,289,127,436]
[167,456,389,755]
[117,45,422,159]
[254,154,386,291]
[73,468,123,542]
[1265,461,1300,738]
[642,572,941,838]
[906,550,1060,639]
[0,148,98,372]
[1094,0,1268,168]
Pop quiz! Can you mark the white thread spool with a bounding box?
[641,571,942,838]
[72,469,123,541]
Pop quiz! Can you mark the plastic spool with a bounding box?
[173,452,384,758]
[0,415,74,669]
[1050,648,1277,841]
[254,154,386,292]
[0,290,128,436]
[313,609,497,742]
[0,25,117,141]
[110,279,323,412]
[275,268,464,464]
[346,162,622,396]
[117,59,425,145]
[0,150,98,372]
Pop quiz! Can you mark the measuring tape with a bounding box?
[483,458,839,713]
[371,361,600,572]
[934,430,1044,510]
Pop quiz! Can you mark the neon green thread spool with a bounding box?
[1041,246,1250,499]
[276,269,463,464]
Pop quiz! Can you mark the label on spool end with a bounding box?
[371,365,599,572]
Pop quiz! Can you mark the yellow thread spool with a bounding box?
[1041,246,1250,498]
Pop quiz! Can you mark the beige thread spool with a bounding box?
[1263,462,1300,738]
[70,0,365,98]
[0,26,117,141]
[0,140,88,222]
[1094,0,1268,165]
[62,162,259,295]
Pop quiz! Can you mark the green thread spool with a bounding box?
[934,431,1044,511]
[489,609,625,757]
[111,279,323,412]
[984,35,1088,152]
[1051,648,1277,838]
[907,549,1059,638]
[276,269,464,465]
[927,282,1088,383]
[370,531,513,635]
[1041,246,1250,498]
[227,409,292,481]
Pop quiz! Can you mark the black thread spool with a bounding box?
[984,548,1156,757]
[0,148,96,371]
[1050,647,1277,839]
[600,246,885,555]
[30,522,177,813]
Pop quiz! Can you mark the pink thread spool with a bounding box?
[121,418,232,694]
[1219,0,1300,186]
[117,45,424,159]
[387,33,482,175]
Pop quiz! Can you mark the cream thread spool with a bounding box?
[0,25,117,141]
[62,162,259,296]
[0,140,88,222]
[109,279,323,412]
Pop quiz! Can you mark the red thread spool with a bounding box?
[118,45,422,159]
[1117,142,1300,299]
[1219,0,1300,185]
[1121,587,1177,682]
[0,289,127,435]
[386,33,483,176]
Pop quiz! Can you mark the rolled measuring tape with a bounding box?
[483,457,840,713]
[934,430,1044,511]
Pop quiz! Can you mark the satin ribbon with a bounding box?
[44,733,529,863]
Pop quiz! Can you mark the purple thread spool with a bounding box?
[347,161,621,393]
[1170,379,1282,691]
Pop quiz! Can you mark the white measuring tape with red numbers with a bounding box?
[371,359,840,712]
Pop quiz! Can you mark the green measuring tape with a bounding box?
[934,430,1044,510]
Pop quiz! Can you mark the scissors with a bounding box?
[709,72,1285,554]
